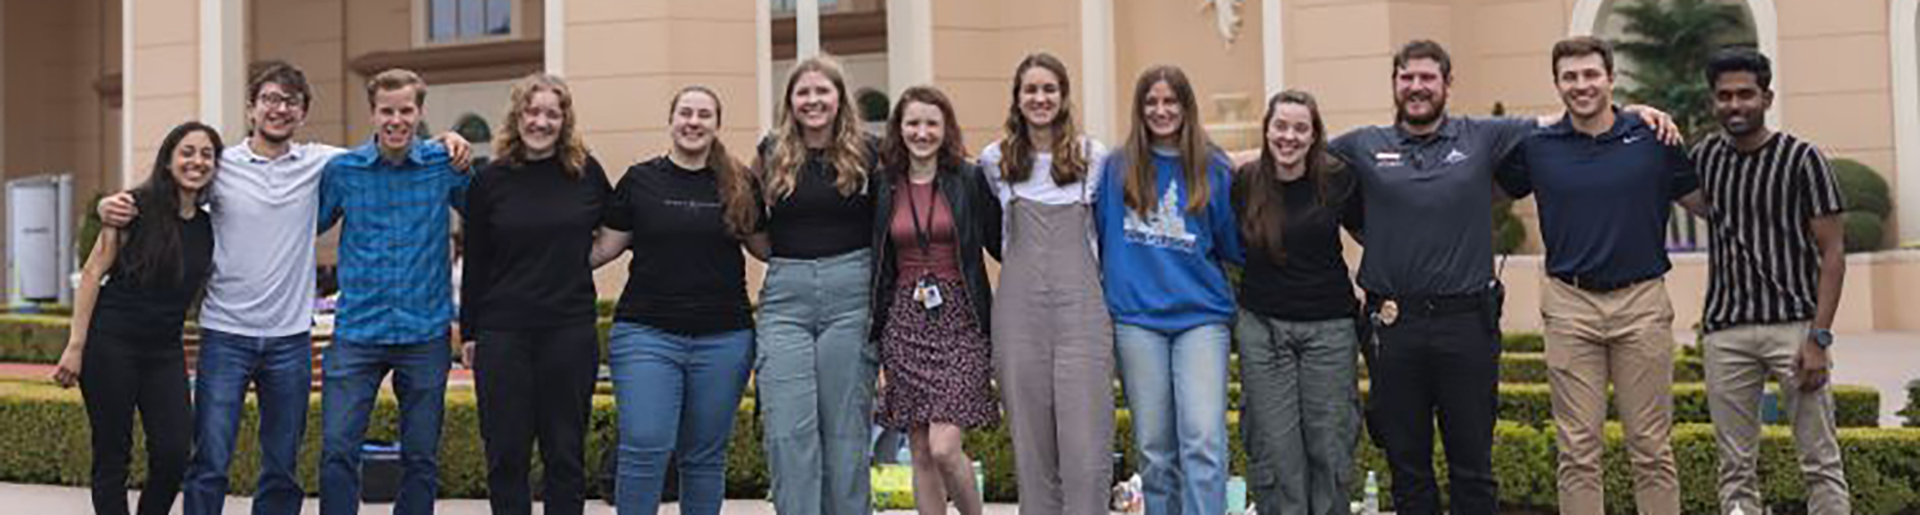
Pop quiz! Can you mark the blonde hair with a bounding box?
[759,56,870,205]
[494,73,590,178]
[365,68,427,108]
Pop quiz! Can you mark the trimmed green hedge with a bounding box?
[0,314,70,363]
[3,380,1916,513]
[1903,380,1920,428]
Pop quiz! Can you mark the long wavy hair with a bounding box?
[1121,65,1214,217]
[117,121,224,285]
[999,53,1089,186]
[1234,90,1340,264]
[667,86,758,239]
[493,73,590,178]
[759,56,871,205]
[881,86,968,178]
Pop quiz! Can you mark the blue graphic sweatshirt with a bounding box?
[1093,148,1244,333]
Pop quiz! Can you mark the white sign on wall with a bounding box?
[7,174,73,306]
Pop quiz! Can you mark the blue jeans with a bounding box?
[1115,323,1230,515]
[320,340,451,515]
[608,322,755,515]
[756,249,877,515]
[183,329,313,515]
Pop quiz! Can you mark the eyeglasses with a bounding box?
[256,93,306,110]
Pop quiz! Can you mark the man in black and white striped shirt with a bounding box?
[1691,48,1850,515]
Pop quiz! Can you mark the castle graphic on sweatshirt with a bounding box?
[1123,181,1199,252]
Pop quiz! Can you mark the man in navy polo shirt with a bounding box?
[1497,36,1705,515]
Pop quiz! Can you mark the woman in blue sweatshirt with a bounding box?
[1094,65,1244,515]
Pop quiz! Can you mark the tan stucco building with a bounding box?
[3,0,1917,331]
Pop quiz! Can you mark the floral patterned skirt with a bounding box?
[875,275,1000,430]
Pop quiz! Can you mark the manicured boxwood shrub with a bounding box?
[2,380,1917,512]
[0,314,70,364]
[1903,379,1920,428]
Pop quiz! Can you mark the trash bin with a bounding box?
[361,440,403,502]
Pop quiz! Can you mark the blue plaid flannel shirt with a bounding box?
[317,141,467,344]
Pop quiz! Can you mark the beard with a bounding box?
[1395,94,1447,126]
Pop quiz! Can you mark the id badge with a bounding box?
[914,278,945,310]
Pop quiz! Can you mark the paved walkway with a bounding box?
[0,482,1023,515]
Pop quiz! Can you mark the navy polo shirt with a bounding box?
[1498,111,1699,286]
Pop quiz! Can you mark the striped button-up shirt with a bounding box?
[318,141,467,344]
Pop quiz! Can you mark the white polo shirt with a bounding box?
[198,139,346,338]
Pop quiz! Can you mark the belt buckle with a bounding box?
[1378,299,1400,326]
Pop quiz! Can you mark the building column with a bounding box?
[199,0,246,138]
[1080,0,1116,143]
[546,0,567,75]
[1893,0,1920,242]
[1262,0,1283,100]
[797,0,821,59]
[758,0,774,133]
[886,0,933,96]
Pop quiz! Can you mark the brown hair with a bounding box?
[1234,90,1340,264]
[758,56,871,205]
[248,61,312,111]
[1393,39,1453,81]
[999,53,1089,186]
[1122,65,1214,217]
[493,73,589,178]
[668,86,758,239]
[365,68,428,108]
[882,86,968,178]
[1551,36,1615,77]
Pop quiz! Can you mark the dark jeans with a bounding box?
[80,331,192,515]
[183,329,313,515]
[320,339,451,515]
[1363,298,1501,515]
[474,325,600,515]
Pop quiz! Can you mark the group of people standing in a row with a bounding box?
[50,33,1849,515]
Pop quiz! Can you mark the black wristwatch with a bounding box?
[1808,328,1835,349]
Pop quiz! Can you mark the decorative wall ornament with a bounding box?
[1199,0,1245,47]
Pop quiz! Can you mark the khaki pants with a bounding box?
[1542,277,1679,515]
[1703,322,1850,515]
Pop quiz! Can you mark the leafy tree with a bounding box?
[1612,0,1754,140]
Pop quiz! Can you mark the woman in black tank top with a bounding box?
[53,121,223,515]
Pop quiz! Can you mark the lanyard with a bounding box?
[904,179,939,253]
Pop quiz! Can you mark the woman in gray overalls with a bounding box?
[978,52,1116,515]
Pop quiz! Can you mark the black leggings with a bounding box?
[79,332,192,515]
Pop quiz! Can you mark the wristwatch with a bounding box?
[1808,328,1835,349]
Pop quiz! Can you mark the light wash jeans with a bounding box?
[608,322,755,515]
[1115,323,1230,515]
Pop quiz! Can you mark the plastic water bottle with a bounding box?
[1731,505,1747,515]
[1363,470,1380,514]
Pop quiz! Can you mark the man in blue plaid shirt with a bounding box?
[315,68,469,515]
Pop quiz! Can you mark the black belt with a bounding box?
[1365,290,1487,318]
[1550,273,1655,293]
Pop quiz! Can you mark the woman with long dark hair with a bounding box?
[869,86,1002,515]
[460,72,610,515]
[1093,65,1243,515]
[977,52,1115,515]
[592,85,760,515]
[1231,90,1364,515]
[749,56,882,515]
[53,121,223,515]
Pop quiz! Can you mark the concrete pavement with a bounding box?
[0,482,1027,515]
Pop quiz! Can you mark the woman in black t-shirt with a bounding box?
[1229,90,1366,515]
[590,85,759,515]
[460,73,612,515]
[53,121,222,515]
[746,56,883,515]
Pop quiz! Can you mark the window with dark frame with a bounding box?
[428,0,512,43]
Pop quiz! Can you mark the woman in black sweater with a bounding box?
[54,121,223,515]
[460,72,612,515]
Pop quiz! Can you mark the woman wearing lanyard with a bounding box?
[749,56,881,515]
[1093,65,1244,515]
[869,86,1002,515]
[977,53,1115,515]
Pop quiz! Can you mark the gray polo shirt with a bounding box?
[199,140,346,338]
[1329,116,1533,297]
